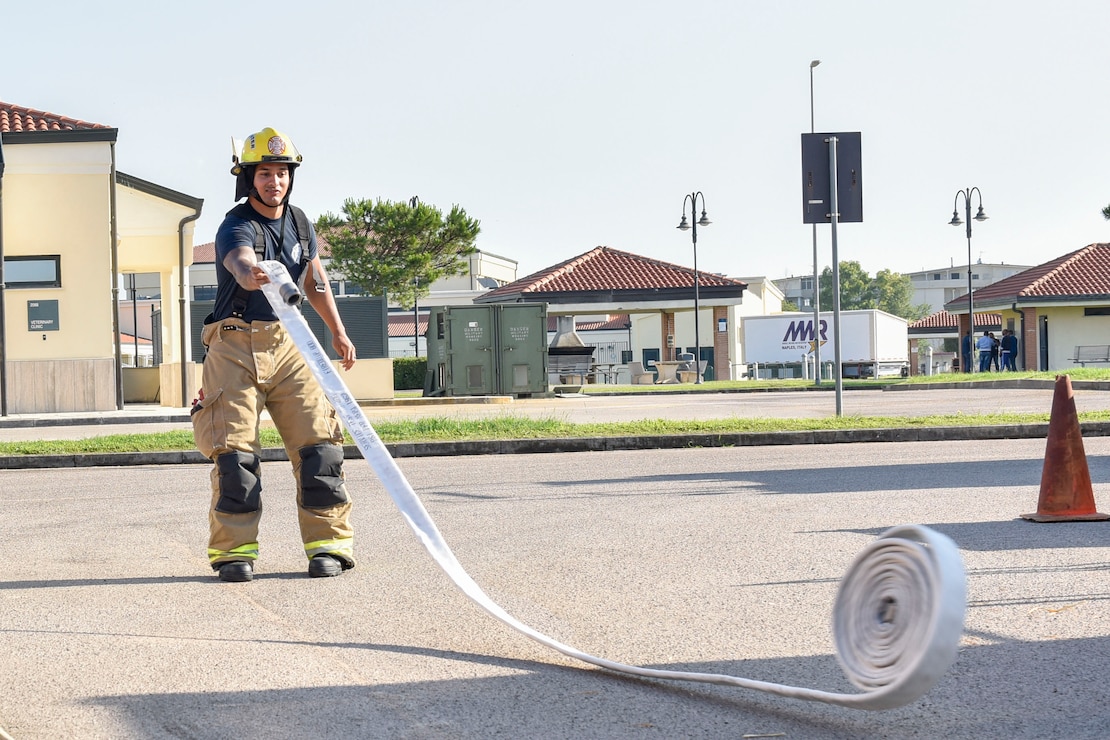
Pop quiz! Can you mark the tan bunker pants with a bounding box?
[192,318,354,569]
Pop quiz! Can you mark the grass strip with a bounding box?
[4,410,1110,457]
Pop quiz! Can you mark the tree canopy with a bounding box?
[818,260,930,321]
[315,198,480,308]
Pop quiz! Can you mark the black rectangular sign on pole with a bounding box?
[801,132,863,224]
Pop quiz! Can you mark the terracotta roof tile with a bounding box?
[557,314,630,331]
[909,309,1001,331]
[0,101,112,132]
[479,246,746,301]
[386,313,630,340]
[945,243,1110,308]
[388,314,428,337]
[194,242,216,263]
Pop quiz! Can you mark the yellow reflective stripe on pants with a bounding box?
[304,537,354,563]
[208,542,260,564]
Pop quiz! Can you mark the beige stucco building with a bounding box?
[1,103,203,413]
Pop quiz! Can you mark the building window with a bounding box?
[1084,307,1110,316]
[950,272,960,280]
[932,273,942,280]
[800,277,813,291]
[342,280,369,296]
[193,285,217,301]
[4,255,61,288]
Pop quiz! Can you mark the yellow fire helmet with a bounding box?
[230,127,303,201]
[230,127,303,175]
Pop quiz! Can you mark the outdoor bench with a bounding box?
[1071,345,1110,366]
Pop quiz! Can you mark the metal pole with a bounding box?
[965,193,974,373]
[828,136,843,416]
[692,196,701,382]
[0,133,7,416]
[678,193,709,382]
[129,273,139,365]
[410,195,420,358]
[809,60,822,386]
[950,188,987,374]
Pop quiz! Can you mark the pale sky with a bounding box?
[6,1,1110,283]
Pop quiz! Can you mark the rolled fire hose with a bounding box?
[258,260,967,710]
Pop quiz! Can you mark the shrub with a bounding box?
[393,357,427,390]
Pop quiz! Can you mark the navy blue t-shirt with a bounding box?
[212,205,318,322]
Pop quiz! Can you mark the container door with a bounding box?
[495,304,547,395]
[445,306,495,396]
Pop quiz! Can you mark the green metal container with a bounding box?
[424,303,548,397]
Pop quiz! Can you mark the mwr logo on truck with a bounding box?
[781,319,828,352]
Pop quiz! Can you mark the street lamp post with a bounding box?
[409,195,420,358]
[949,188,988,372]
[677,192,711,384]
[412,275,420,357]
[809,59,821,385]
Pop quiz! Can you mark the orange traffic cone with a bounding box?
[1022,375,1109,522]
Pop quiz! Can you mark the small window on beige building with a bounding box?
[4,255,61,288]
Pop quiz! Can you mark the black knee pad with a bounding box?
[299,443,348,509]
[215,451,262,514]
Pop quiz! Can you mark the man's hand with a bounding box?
[246,264,271,290]
[225,246,271,291]
[333,333,357,371]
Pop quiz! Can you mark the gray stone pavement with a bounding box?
[2,439,1109,738]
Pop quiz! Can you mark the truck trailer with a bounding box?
[741,310,908,379]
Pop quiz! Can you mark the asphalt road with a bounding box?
[2,437,1109,738]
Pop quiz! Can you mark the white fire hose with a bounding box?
[259,261,967,710]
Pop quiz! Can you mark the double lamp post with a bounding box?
[677,192,710,384]
[949,188,988,372]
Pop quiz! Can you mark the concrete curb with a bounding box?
[4,420,1105,470]
[0,413,192,429]
[882,378,1110,391]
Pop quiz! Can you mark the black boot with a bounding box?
[308,554,344,578]
[217,561,253,582]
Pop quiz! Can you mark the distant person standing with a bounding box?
[977,331,994,372]
[1001,328,1019,371]
[962,331,973,373]
[989,332,1001,372]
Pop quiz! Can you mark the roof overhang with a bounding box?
[117,171,204,211]
[2,128,118,145]
[948,295,1110,313]
[908,321,1001,338]
[476,284,746,310]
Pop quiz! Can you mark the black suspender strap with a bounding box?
[226,203,317,318]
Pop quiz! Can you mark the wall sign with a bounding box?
[28,300,59,331]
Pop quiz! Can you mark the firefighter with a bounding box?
[191,127,357,582]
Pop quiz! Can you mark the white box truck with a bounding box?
[741,310,908,378]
